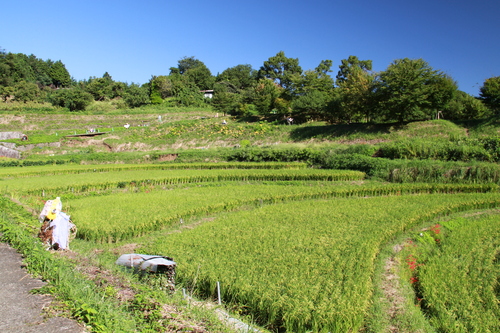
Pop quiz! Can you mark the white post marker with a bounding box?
[217,281,221,305]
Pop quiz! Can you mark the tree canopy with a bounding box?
[479,76,500,114]
[0,48,493,121]
[258,51,302,95]
[374,58,457,123]
[170,56,214,91]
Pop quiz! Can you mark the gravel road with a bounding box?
[0,242,85,333]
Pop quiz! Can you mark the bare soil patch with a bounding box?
[380,243,406,333]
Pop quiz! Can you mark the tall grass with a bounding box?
[400,212,500,332]
[140,193,500,332]
[0,197,137,332]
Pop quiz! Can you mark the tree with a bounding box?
[212,82,242,116]
[50,88,93,111]
[479,76,500,114]
[292,90,329,121]
[443,90,490,120]
[217,64,257,90]
[28,54,52,86]
[336,55,372,86]
[13,81,42,102]
[296,60,335,95]
[335,69,375,123]
[170,56,214,90]
[375,58,457,123]
[0,52,69,88]
[0,53,35,86]
[110,81,126,99]
[327,56,376,123]
[258,51,302,96]
[84,75,114,101]
[149,75,174,103]
[123,84,150,108]
[167,72,205,107]
[252,78,284,116]
[0,85,14,101]
[48,60,71,88]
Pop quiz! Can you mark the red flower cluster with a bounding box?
[430,223,441,235]
[406,255,417,270]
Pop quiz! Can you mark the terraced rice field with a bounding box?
[4,162,500,332]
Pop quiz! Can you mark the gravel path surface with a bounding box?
[0,242,85,333]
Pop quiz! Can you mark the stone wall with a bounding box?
[0,132,23,140]
[0,146,20,159]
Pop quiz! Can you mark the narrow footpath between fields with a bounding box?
[0,242,85,333]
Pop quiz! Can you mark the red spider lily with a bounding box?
[430,223,441,235]
[406,255,417,270]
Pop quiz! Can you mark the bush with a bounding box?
[123,84,150,108]
[227,147,324,164]
[378,138,495,162]
[50,88,93,111]
[323,153,393,176]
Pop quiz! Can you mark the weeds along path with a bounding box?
[0,242,85,333]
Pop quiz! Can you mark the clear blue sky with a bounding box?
[2,0,499,96]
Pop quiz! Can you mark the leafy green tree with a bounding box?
[295,60,335,95]
[166,72,205,107]
[185,65,215,90]
[149,75,173,103]
[28,54,52,86]
[292,90,329,121]
[123,84,150,108]
[0,53,35,86]
[175,56,203,74]
[110,81,126,99]
[50,88,93,111]
[375,58,457,123]
[326,56,376,123]
[335,69,375,123]
[170,56,214,90]
[0,52,70,89]
[443,90,490,120]
[0,85,14,101]
[258,51,303,96]
[479,76,500,114]
[217,64,257,90]
[13,80,42,102]
[252,78,284,116]
[0,51,10,86]
[336,55,372,86]
[48,60,71,87]
[84,75,114,101]
[212,82,242,116]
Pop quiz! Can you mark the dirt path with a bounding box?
[0,242,85,333]
[380,244,406,333]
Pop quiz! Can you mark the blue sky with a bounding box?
[2,0,499,96]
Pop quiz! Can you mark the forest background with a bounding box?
[1,48,499,124]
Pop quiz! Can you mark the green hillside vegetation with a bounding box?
[2,160,500,332]
[2,48,500,332]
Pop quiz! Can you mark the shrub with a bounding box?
[227,147,324,164]
[50,88,93,111]
[323,153,393,176]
